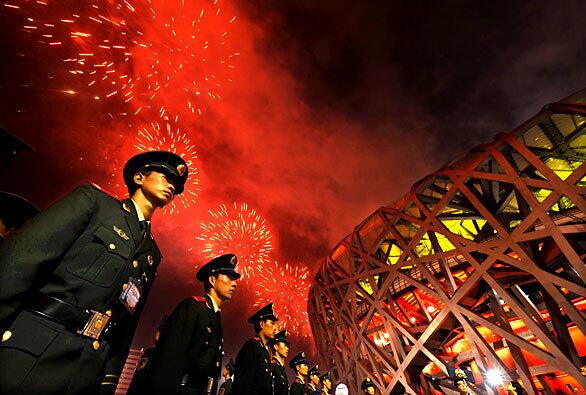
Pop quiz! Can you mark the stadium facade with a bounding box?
[308,90,586,394]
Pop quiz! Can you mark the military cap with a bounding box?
[268,329,289,347]
[247,302,279,324]
[0,125,34,166]
[288,351,308,370]
[196,254,241,282]
[448,366,474,384]
[361,377,374,390]
[507,381,525,395]
[308,365,320,377]
[0,192,39,231]
[320,371,331,382]
[226,358,235,374]
[123,151,188,194]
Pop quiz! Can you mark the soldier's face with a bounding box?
[211,273,238,301]
[274,341,289,358]
[135,171,176,207]
[311,374,320,385]
[323,379,331,389]
[260,319,278,338]
[298,363,309,376]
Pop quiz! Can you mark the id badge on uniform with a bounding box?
[119,277,142,314]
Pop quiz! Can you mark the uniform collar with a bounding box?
[308,383,316,390]
[296,375,305,384]
[272,356,284,366]
[206,294,220,313]
[130,198,147,222]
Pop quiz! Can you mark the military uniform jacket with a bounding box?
[271,357,288,395]
[0,185,161,394]
[232,337,273,395]
[129,295,223,395]
[289,376,306,395]
[218,378,233,395]
[306,384,319,395]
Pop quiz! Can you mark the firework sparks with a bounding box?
[253,260,311,338]
[134,113,201,214]
[7,0,239,116]
[197,203,273,279]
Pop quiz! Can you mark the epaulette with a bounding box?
[191,296,206,302]
[86,181,121,201]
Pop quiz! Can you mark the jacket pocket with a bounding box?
[0,313,60,357]
[66,225,132,287]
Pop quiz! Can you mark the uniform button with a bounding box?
[1,330,12,342]
[105,310,112,317]
[93,340,100,350]
[147,255,153,266]
[132,260,139,268]
[216,362,220,367]
[109,243,116,250]
[122,284,128,290]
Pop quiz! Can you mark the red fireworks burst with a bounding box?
[253,261,311,338]
[197,203,273,279]
[134,115,201,214]
[6,0,239,116]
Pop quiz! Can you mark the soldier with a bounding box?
[270,329,290,395]
[319,372,332,395]
[289,351,309,395]
[0,151,188,394]
[307,365,321,395]
[231,303,280,395]
[361,377,375,395]
[218,358,235,395]
[126,315,169,394]
[129,254,240,394]
[0,191,39,246]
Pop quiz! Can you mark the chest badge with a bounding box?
[147,255,154,266]
[113,225,130,241]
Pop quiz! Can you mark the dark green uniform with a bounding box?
[0,184,161,394]
[232,337,273,395]
[289,376,306,395]
[129,295,223,394]
[218,377,233,395]
[271,356,288,395]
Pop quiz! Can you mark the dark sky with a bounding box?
[1,0,585,370]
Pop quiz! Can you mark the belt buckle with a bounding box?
[77,310,111,340]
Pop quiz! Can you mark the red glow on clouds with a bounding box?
[8,0,238,117]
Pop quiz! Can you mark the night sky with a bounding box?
[1,0,585,369]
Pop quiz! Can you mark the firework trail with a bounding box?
[5,0,239,117]
[253,260,311,338]
[197,202,273,280]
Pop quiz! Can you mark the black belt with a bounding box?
[181,374,214,394]
[26,293,115,340]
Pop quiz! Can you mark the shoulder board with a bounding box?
[191,296,206,302]
[86,181,121,201]
[295,378,301,383]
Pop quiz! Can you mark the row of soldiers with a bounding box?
[126,253,334,395]
[0,131,342,395]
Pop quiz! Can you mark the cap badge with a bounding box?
[176,164,186,176]
[301,352,305,357]
[230,256,237,265]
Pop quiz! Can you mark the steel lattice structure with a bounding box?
[308,90,586,394]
